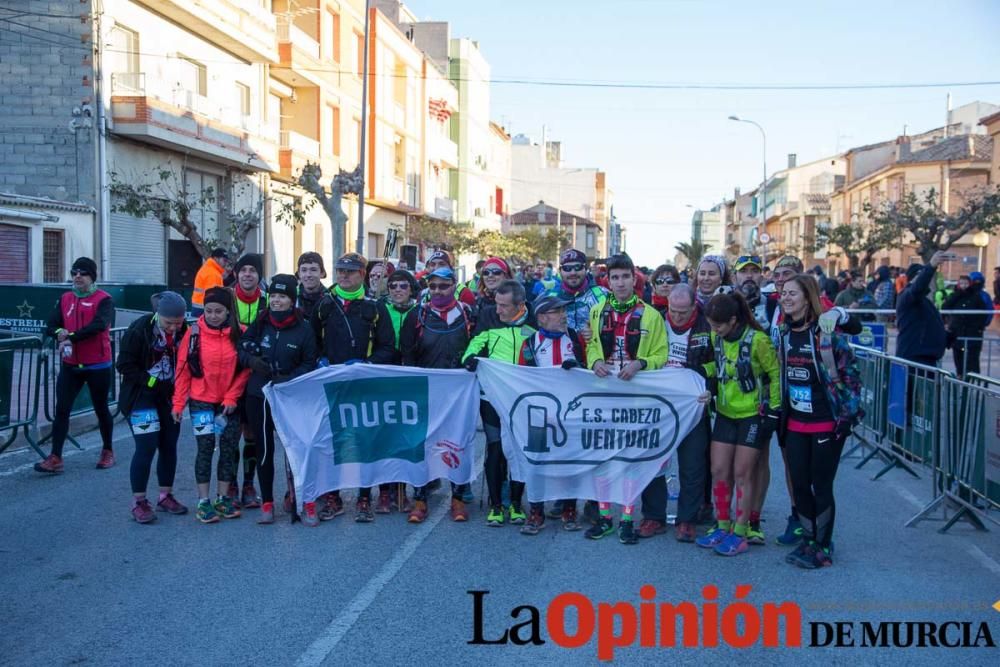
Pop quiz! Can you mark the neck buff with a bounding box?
[539,327,565,339]
[335,284,365,301]
[668,308,697,332]
[560,278,588,297]
[236,285,261,303]
[609,293,638,313]
[785,313,810,330]
[268,308,296,328]
[72,283,98,298]
[501,304,528,325]
[430,292,456,310]
[652,294,669,308]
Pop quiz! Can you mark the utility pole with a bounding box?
[355,0,372,255]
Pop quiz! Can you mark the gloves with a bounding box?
[247,356,272,377]
[561,359,581,370]
[757,408,781,445]
[818,307,847,334]
[463,356,479,372]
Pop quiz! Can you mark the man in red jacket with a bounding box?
[35,257,117,474]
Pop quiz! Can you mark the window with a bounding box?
[367,232,383,258]
[393,134,405,179]
[43,229,64,283]
[393,62,407,107]
[178,56,207,96]
[109,25,140,91]
[355,32,365,76]
[183,169,221,240]
[324,104,341,156]
[495,187,503,215]
[587,231,595,249]
[322,10,341,62]
[236,83,251,117]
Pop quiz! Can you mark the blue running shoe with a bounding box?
[695,526,729,549]
[714,532,749,557]
[776,515,803,546]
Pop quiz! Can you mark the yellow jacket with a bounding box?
[586,297,668,371]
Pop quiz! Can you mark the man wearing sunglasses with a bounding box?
[733,255,769,328]
[545,249,608,344]
[420,250,476,306]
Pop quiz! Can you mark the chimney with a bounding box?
[895,135,911,161]
[968,135,975,157]
[788,153,797,168]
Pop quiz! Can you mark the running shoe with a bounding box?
[811,545,833,568]
[96,449,115,469]
[776,515,803,546]
[747,522,766,545]
[785,542,811,565]
[486,505,505,527]
[241,484,261,509]
[695,526,730,549]
[637,519,667,538]
[508,504,526,525]
[34,454,64,474]
[585,517,615,540]
[521,508,545,535]
[257,501,275,525]
[674,522,696,543]
[301,502,319,527]
[714,533,749,557]
[408,500,428,524]
[212,496,241,519]
[355,498,374,523]
[196,500,219,524]
[451,498,469,522]
[375,492,393,514]
[791,542,820,569]
[156,493,188,515]
[132,498,156,524]
[561,507,581,532]
[319,492,344,521]
[618,520,638,545]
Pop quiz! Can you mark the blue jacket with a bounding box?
[895,264,946,363]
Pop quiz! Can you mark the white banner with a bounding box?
[263,364,480,506]
[476,360,706,506]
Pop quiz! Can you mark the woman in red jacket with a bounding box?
[171,288,251,524]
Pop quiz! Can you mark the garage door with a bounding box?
[0,224,30,282]
[110,210,165,284]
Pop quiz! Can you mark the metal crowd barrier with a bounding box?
[0,336,45,459]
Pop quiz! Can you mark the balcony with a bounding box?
[428,132,458,168]
[278,130,324,180]
[134,0,277,63]
[109,72,278,171]
[273,17,331,88]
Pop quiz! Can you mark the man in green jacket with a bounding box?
[463,279,536,527]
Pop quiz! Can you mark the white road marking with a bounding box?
[965,544,1000,577]
[0,430,131,479]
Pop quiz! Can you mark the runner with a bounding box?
[585,254,668,545]
[516,293,588,535]
[694,255,730,307]
[296,251,328,320]
[475,256,513,312]
[696,292,780,556]
[365,260,394,300]
[659,284,713,543]
[420,250,476,306]
[733,255,768,327]
[35,257,117,474]
[171,287,250,524]
[239,275,318,526]
[463,279,536,528]
[400,267,477,522]
[777,274,862,568]
[116,292,189,524]
[311,252,394,522]
[547,248,608,340]
[230,253,267,509]
[649,264,681,317]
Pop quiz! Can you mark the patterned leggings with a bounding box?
[190,399,242,485]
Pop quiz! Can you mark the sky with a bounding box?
[407,0,1000,267]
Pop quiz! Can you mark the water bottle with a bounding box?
[214,413,228,434]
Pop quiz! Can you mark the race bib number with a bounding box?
[789,385,813,414]
[191,410,215,437]
[130,408,160,434]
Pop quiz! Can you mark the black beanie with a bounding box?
[234,253,263,279]
[268,274,298,300]
[204,286,232,309]
[71,257,97,280]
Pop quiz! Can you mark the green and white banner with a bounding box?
[476,360,706,506]
[263,364,480,506]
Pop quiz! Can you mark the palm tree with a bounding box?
[674,240,713,269]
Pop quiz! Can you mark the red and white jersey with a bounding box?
[519,331,581,368]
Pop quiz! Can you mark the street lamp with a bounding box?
[729,115,767,260]
[973,231,990,273]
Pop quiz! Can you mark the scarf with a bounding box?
[539,327,565,340]
[609,293,638,313]
[501,304,528,325]
[560,279,589,298]
[668,308,697,333]
[430,292,457,310]
[652,294,670,309]
[268,308,297,329]
[72,283,98,298]
[236,285,261,304]
[335,284,365,302]
[785,314,809,330]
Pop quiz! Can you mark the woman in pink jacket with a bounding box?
[172,287,251,524]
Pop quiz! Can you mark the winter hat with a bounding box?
[154,291,187,318]
[233,253,263,279]
[698,254,728,278]
[426,250,453,267]
[297,251,326,278]
[268,274,298,300]
[482,256,511,276]
[71,256,98,280]
[211,248,230,260]
[203,286,232,309]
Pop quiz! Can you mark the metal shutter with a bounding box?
[109,210,165,284]
[0,224,30,282]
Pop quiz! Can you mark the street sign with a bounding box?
[759,232,771,244]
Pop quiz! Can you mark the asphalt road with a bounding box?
[1,421,998,666]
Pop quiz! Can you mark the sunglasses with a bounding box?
[736,255,762,266]
[654,277,677,285]
[388,281,410,290]
[560,263,585,272]
[70,269,89,277]
[482,268,506,277]
[427,282,453,291]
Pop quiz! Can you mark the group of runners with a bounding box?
[34,246,863,570]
